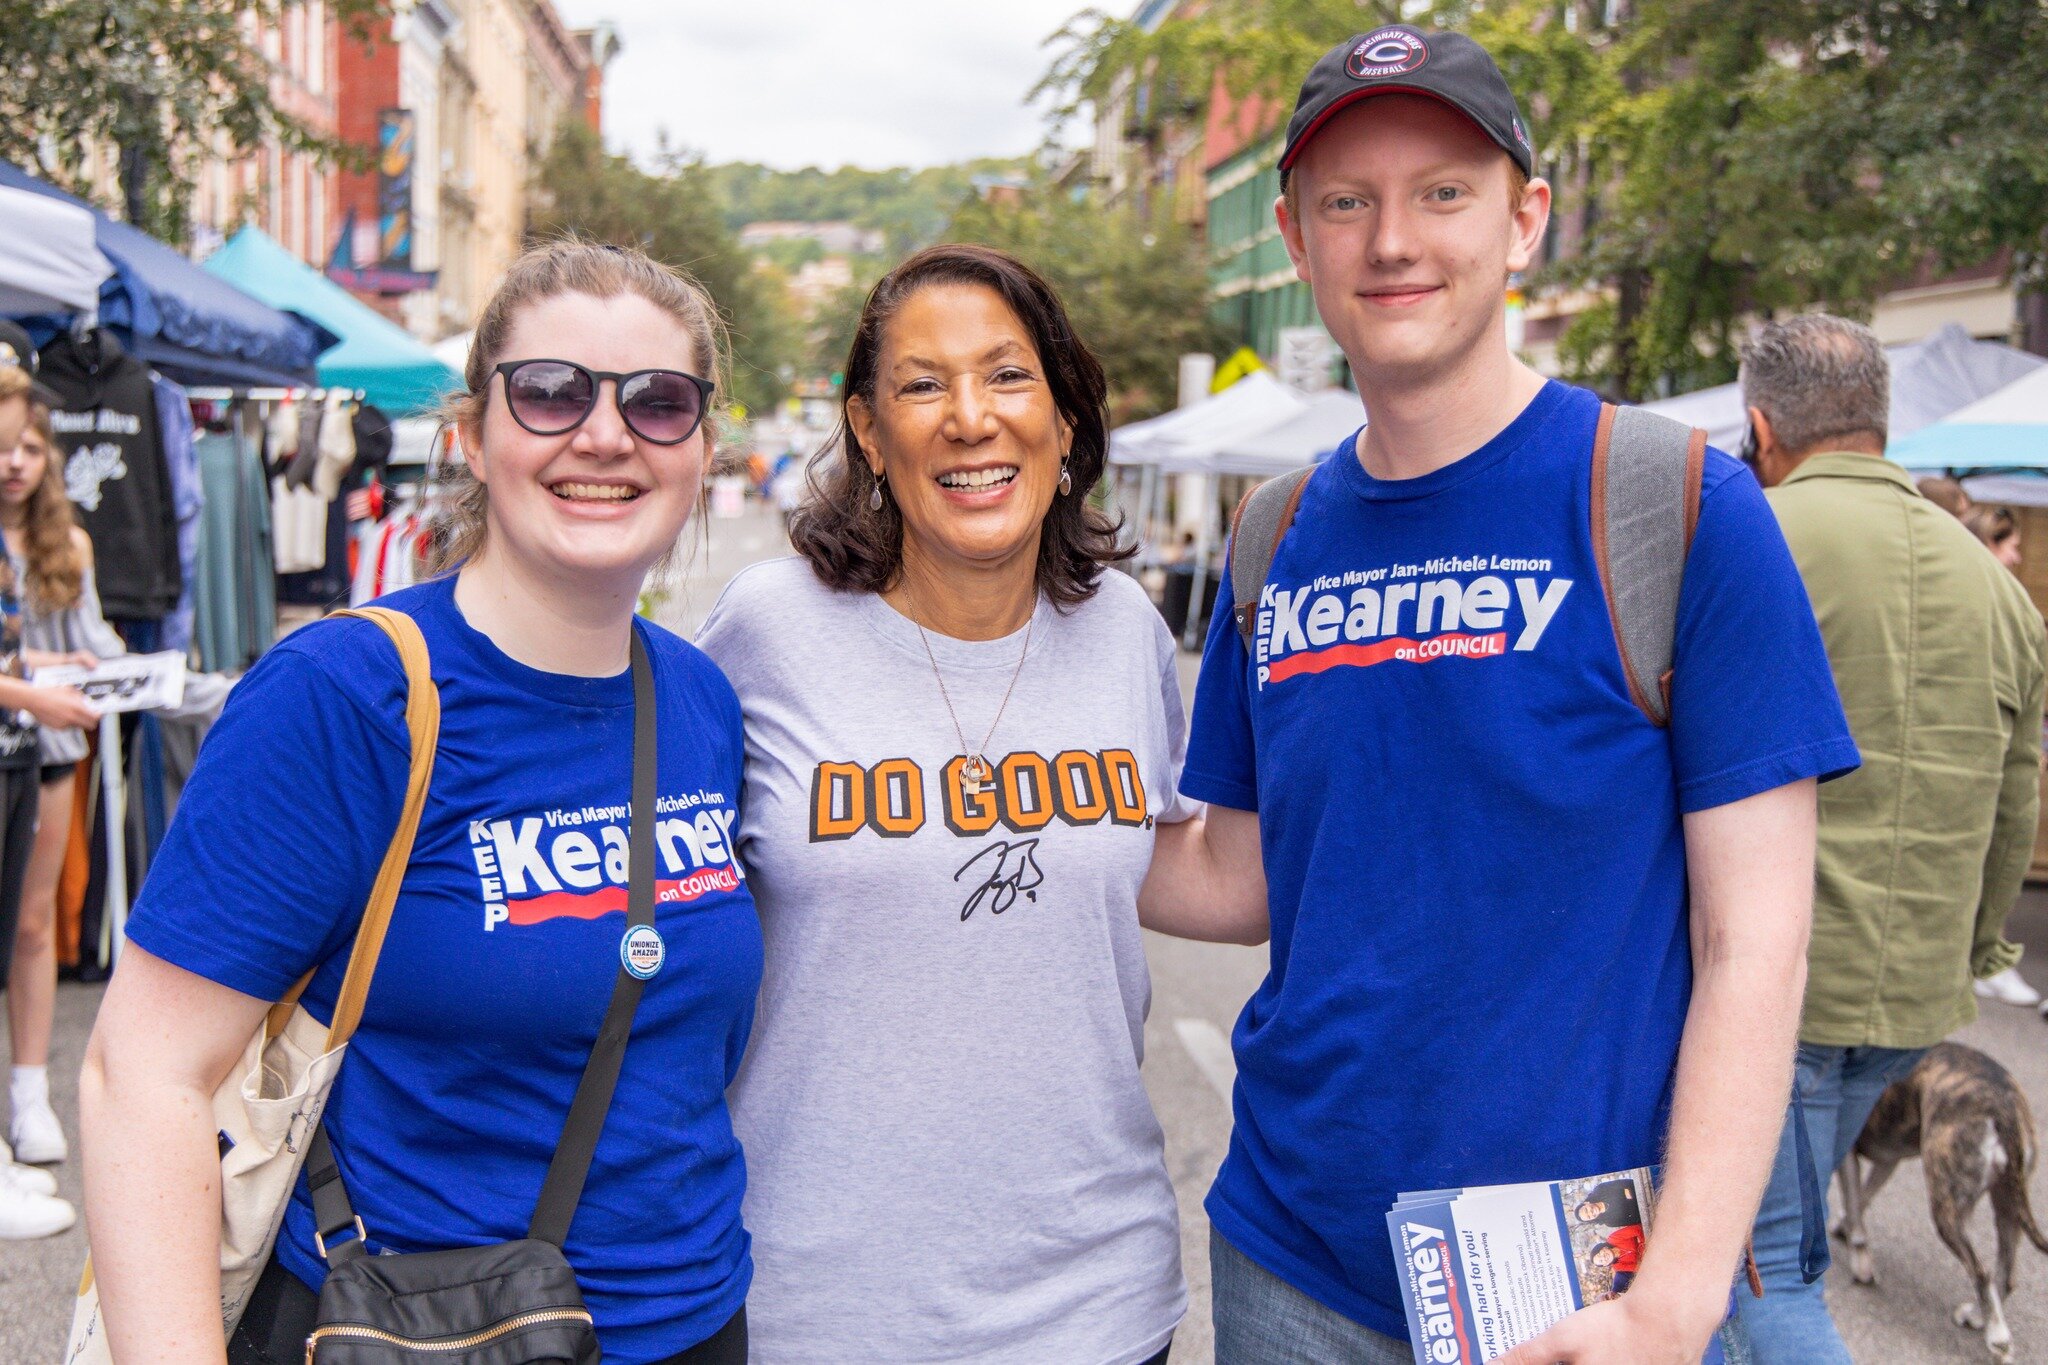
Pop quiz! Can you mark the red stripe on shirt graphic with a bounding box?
[1265,631,1508,682]
[505,866,742,926]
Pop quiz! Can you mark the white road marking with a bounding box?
[1175,1017,1238,1103]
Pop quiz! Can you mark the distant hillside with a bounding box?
[704,158,1030,258]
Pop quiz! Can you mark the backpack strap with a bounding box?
[1592,403,1707,727]
[1230,466,1314,642]
[264,606,440,1049]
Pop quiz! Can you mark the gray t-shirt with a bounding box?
[699,557,1189,1365]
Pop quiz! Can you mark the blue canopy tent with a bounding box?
[0,161,335,388]
[203,226,458,417]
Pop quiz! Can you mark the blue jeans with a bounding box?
[1211,1229,1411,1365]
[1212,1228,1745,1364]
[1733,1042,1928,1365]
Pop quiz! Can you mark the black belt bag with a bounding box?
[304,1241,594,1363]
[303,635,661,1364]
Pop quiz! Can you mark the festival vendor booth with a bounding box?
[1890,364,2048,478]
[0,162,332,389]
[1110,374,1378,644]
[1111,373,1305,641]
[1641,324,2044,460]
[204,228,462,620]
[0,162,345,974]
[0,187,113,317]
[1211,387,1367,477]
[203,225,458,416]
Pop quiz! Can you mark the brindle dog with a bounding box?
[1837,1043,2048,1362]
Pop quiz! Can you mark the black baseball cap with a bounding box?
[1279,27,1534,183]
[0,321,59,406]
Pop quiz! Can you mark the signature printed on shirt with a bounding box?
[955,839,1045,921]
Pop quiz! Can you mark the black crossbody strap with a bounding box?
[308,629,660,1263]
[529,629,659,1245]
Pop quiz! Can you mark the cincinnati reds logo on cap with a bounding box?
[1346,27,1429,79]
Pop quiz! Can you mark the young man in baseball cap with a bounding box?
[1140,27,1859,1364]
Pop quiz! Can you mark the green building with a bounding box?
[1206,133,1318,359]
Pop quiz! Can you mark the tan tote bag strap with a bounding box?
[275,606,442,1051]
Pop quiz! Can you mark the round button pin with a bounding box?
[620,924,665,980]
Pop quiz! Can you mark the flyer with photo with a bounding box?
[31,651,187,715]
[1387,1166,1658,1364]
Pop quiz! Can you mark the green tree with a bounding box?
[530,122,798,417]
[809,280,876,385]
[945,186,1227,421]
[0,0,387,240]
[1040,0,2048,398]
[1482,0,2048,395]
[1036,0,1418,135]
[704,159,1024,256]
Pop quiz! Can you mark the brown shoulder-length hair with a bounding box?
[789,243,1129,608]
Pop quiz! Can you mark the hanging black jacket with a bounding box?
[38,329,184,619]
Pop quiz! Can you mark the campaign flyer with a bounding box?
[1387,1166,1658,1364]
[32,650,186,715]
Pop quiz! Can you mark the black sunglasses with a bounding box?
[490,359,714,446]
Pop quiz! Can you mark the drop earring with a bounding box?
[869,473,886,512]
[1058,462,1073,496]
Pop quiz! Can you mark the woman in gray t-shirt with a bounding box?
[698,244,1187,1365]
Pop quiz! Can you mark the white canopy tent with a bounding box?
[1956,475,2048,509]
[1211,388,1366,476]
[1111,372,1346,646]
[0,185,112,317]
[432,330,473,375]
[1110,370,1308,471]
[1641,324,2044,453]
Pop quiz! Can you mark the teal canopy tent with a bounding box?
[202,226,459,416]
[1890,366,2048,473]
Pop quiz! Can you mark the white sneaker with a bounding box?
[1976,967,2042,1008]
[10,1098,66,1165]
[0,1179,74,1239]
[0,1137,57,1196]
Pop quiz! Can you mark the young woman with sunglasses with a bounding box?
[81,241,760,1365]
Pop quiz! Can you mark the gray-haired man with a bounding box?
[1737,314,2047,1362]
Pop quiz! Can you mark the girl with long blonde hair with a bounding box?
[0,365,98,1242]
[2,396,120,1182]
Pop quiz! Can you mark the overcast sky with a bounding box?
[552,0,1097,170]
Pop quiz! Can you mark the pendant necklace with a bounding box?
[915,607,1034,800]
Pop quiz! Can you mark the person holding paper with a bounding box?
[1139,26,1858,1365]
[0,394,125,1177]
[0,363,101,1240]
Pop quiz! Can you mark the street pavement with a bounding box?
[9,498,2048,1362]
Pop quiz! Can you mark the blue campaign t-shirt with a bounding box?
[126,575,762,1363]
[1182,379,1859,1338]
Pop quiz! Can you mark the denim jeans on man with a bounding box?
[1213,1227,1746,1365]
[1733,1043,1927,1363]
[1212,1228,1411,1365]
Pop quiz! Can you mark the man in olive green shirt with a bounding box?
[1734,314,2047,1363]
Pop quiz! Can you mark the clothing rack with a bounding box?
[182,385,366,403]
[94,382,363,958]
[98,714,130,964]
